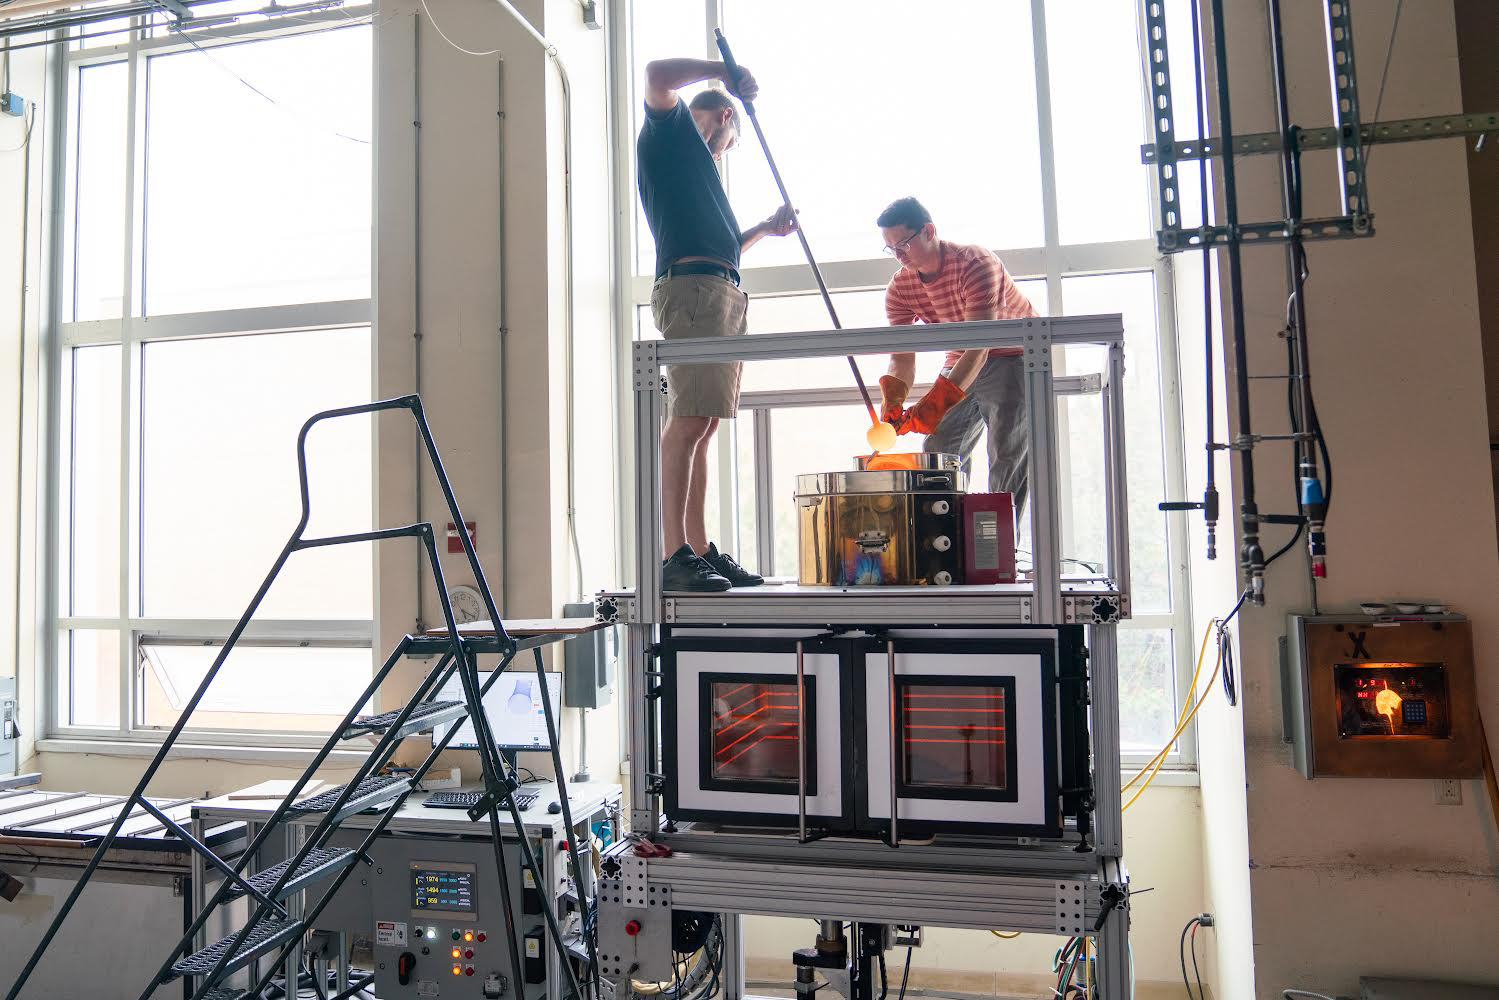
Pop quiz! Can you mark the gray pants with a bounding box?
[923,354,1028,515]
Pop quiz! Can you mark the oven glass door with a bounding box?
[666,640,845,824]
[863,639,1057,835]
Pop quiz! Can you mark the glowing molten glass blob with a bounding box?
[1374,685,1402,727]
[866,421,898,454]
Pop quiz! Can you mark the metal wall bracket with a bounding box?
[1053,880,1089,936]
[620,854,652,908]
[1023,323,1052,372]
[1142,0,1183,239]
[632,341,659,390]
[1140,111,1499,163]
[1064,594,1130,625]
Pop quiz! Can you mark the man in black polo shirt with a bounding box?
[639,57,797,592]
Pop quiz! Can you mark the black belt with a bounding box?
[663,261,741,286]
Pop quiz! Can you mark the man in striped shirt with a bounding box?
[876,197,1039,517]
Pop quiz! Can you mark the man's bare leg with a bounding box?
[683,417,720,554]
[661,415,713,557]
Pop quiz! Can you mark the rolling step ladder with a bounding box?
[6,396,604,1000]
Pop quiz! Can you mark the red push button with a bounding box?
[465,966,475,976]
[624,920,642,937]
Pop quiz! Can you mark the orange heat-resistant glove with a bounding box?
[898,375,965,435]
[878,375,910,427]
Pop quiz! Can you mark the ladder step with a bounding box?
[169,916,304,981]
[225,847,357,903]
[341,700,468,741]
[290,774,411,824]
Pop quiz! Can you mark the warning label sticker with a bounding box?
[376,920,408,947]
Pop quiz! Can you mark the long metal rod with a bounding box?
[712,28,877,425]
[886,640,897,848]
[795,640,806,844]
[531,645,601,999]
[1206,0,1263,603]
[1189,0,1219,559]
[413,14,426,632]
[496,55,510,616]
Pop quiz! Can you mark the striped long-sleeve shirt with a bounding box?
[884,240,1039,366]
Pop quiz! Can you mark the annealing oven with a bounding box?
[661,627,1090,842]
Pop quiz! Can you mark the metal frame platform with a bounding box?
[602,314,1133,1000]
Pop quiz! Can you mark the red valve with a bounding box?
[624,920,642,937]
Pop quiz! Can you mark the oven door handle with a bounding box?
[796,641,807,843]
[887,639,899,848]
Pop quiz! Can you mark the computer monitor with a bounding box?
[432,671,562,752]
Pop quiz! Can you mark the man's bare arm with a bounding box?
[644,58,757,112]
[741,204,797,253]
[886,352,917,387]
[943,299,999,390]
[944,348,988,391]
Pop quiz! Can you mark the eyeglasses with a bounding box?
[882,230,922,256]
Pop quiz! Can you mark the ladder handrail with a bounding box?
[6,396,522,1000]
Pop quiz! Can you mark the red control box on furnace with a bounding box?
[961,493,1016,584]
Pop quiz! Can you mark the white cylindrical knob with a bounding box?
[931,535,952,552]
[933,571,953,586]
[929,499,950,515]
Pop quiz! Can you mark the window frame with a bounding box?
[43,8,376,749]
[607,0,1199,769]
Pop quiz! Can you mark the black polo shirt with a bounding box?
[636,99,742,278]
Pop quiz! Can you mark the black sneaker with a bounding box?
[662,544,731,593]
[702,542,764,587]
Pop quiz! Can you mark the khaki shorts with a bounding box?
[651,273,749,419]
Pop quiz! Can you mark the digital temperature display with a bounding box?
[1333,662,1450,740]
[412,865,476,913]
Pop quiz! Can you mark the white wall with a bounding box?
[1208,3,1499,997]
[367,0,618,784]
[0,45,48,776]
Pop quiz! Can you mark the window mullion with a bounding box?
[113,19,144,740]
[1028,0,1063,308]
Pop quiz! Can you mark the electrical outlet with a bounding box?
[1435,778,1462,805]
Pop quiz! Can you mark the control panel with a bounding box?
[1282,614,1482,779]
[369,839,547,1000]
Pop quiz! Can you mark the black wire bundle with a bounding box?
[637,917,724,1000]
[1180,916,1207,1000]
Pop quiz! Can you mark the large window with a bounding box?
[49,11,375,744]
[617,0,1200,762]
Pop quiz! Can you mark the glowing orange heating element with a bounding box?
[1374,685,1402,728]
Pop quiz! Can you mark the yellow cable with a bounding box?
[990,930,1022,939]
[1122,618,1216,793]
[1123,627,1224,812]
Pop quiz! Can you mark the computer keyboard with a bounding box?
[422,789,539,811]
